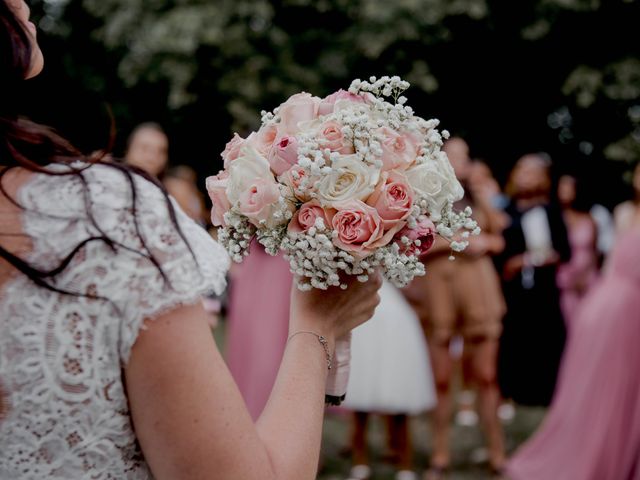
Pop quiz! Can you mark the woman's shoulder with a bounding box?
[16,162,155,219]
[20,162,230,297]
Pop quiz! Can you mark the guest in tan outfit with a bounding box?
[403,138,506,479]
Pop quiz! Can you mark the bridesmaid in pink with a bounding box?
[225,241,293,420]
[556,175,600,324]
[506,202,640,480]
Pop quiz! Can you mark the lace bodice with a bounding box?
[0,164,229,479]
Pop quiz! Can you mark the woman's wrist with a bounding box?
[289,312,337,355]
[287,331,334,371]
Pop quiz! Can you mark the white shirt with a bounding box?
[0,164,229,479]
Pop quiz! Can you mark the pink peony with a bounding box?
[367,171,414,229]
[221,133,246,168]
[318,89,366,116]
[246,125,278,157]
[330,200,384,258]
[268,136,299,175]
[279,92,320,135]
[318,120,354,154]
[237,177,281,227]
[378,127,420,171]
[205,171,231,227]
[395,215,436,257]
[288,199,331,233]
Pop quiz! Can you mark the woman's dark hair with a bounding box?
[0,1,193,300]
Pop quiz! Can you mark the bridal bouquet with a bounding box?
[207,76,478,290]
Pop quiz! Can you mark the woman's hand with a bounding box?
[289,272,382,344]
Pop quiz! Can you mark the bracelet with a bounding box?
[287,331,333,371]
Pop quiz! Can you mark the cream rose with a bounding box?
[226,145,275,206]
[246,125,278,157]
[377,127,420,171]
[316,155,379,207]
[278,92,321,135]
[205,171,231,227]
[221,133,246,168]
[237,177,283,229]
[435,151,464,201]
[406,156,463,214]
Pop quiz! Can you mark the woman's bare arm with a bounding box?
[125,276,380,480]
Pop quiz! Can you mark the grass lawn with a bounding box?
[318,406,546,480]
[213,321,546,479]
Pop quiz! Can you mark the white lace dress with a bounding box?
[0,164,229,479]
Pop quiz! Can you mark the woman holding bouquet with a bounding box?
[0,3,381,480]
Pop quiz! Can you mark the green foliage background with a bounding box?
[24,0,640,203]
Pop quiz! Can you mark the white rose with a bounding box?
[226,145,276,206]
[406,154,463,215]
[316,155,380,207]
[434,151,464,201]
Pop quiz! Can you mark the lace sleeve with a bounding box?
[16,164,230,365]
[110,173,230,364]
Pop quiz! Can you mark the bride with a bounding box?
[0,1,381,478]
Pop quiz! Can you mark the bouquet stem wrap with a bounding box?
[325,332,351,405]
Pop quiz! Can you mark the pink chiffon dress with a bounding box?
[556,216,599,324]
[225,242,293,420]
[507,227,640,480]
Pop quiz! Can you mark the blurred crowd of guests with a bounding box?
[223,135,639,480]
[124,122,640,480]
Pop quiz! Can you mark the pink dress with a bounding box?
[507,228,640,480]
[226,242,293,420]
[556,216,599,324]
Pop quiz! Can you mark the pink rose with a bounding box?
[318,89,366,116]
[279,92,320,135]
[205,171,231,227]
[367,171,414,230]
[268,136,299,175]
[281,165,312,201]
[395,215,436,257]
[329,200,384,259]
[288,199,331,233]
[318,120,354,154]
[237,177,281,228]
[378,127,420,171]
[221,133,246,168]
[247,125,278,157]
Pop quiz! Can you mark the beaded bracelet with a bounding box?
[287,331,333,371]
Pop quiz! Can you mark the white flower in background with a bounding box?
[316,155,380,207]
